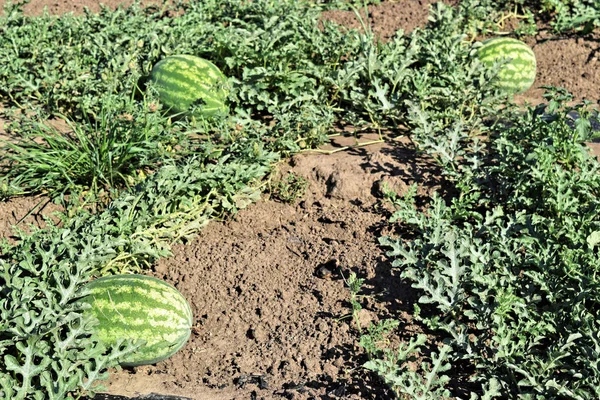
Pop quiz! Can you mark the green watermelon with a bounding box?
[79,274,193,367]
[148,54,229,118]
[476,37,537,94]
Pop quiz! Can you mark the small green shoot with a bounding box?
[344,271,366,334]
[270,172,309,204]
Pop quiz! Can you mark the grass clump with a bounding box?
[1,91,181,202]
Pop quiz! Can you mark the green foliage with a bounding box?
[1,0,597,398]
[0,0,505,141]
[270,172,308,204]
[1,91,181,202]
[0,0,349,122]
[0,249,142,400]
[1,140,273,397]
[377,93,600,398]
[360,319,460,400]
[540,0,600,33]
[312,0,382,10]
[0,1,513,397]
[0,0,353,187]
[326,2,508,140]
[455,0,600,35]
[0,0,508,202]
[344,272,366,333]
[364,336,453,400]
[454,0,537,37]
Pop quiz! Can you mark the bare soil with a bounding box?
[1,1,600,399]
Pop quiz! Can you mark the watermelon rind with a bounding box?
[148,54,229,118]
[476,37,537,94]
[79,274,194,367]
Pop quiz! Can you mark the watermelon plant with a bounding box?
[2,0,599,398]
[1,146,270,398]
[0,2,509,397]
[454,0,599,36]
[78,274,194,367]
[476,37,537,94]
[148,55,229,119]
[365,92,600,398]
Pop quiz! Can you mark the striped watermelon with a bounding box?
[79,274,193,367]
[476,37,537,94]
[148,54,229,118]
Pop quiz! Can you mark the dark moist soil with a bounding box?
[1,1,600,399]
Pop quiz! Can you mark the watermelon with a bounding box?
[79,274,193,367]
[148,54,229,118]
[476,37,537,94]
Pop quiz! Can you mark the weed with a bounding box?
[344,272,366,333]
[0,91,183,203]
[270,172,309,204]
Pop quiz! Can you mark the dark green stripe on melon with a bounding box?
[149,54,229,118]
[79,274,193,367]
[476,37,537,94]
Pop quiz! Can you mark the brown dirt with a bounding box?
[98,137,439,400]
[321,0,447,38]
[0,196,63,244]
[516,32,600,105]
[1,1,600,400]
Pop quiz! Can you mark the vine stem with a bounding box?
[305,138,385,154]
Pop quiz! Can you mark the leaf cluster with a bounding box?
[539,0,600,33]
[0,0,581,398]
[270,172,308,204]
[0,233,142,399]
[455,0,600,35]
[0,91,182,202]
[310,0,382,11]
[378,92,600,398]
[1,138,274,397]
[0,0,509,203]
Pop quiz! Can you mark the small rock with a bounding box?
[316,320,329,332]
[314,259,338,279]
[322,363,339,378]
[356,309,378,328]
